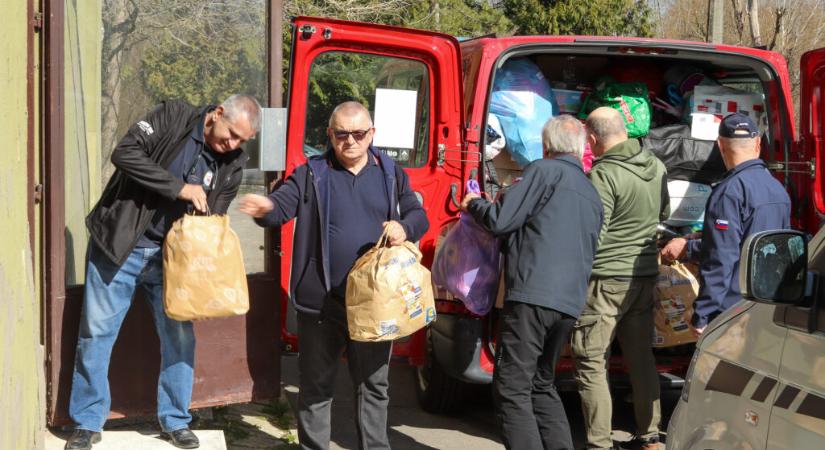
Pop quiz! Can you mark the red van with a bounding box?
[277,16,825,413]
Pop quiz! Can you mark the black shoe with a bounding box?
[163,428,200,449]
[64,429,101,450]
[619,435,661,450]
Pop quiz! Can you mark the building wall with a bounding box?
[0,0,45,448]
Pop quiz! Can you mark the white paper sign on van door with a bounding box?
[373,88,417,150]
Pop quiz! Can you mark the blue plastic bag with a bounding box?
[431,180,501,315]
[489,57,559,167]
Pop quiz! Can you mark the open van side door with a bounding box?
[801,47,825,216]
[280,17,465,357]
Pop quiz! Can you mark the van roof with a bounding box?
[461,35,787,70]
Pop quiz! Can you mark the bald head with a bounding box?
[329,101,373,128]
[327,101,376,171]
[717,136,761,170]
[585,107,628,157]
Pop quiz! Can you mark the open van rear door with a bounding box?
[281,17,464,355]
[801,47,825,213]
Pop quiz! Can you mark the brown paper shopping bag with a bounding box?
[346,230,436,342]
[653,261,700,348]
[163,213,249,320]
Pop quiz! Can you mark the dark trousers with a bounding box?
[297,299,392,450]
[493,301,576,450]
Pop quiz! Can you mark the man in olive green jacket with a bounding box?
[573,107,669,450]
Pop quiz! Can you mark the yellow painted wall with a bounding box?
[64,0,102,285]
[0,0,45,449]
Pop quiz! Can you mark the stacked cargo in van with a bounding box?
[281,17,824,415]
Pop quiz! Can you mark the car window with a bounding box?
[302,51,430,168]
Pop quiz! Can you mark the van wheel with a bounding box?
[414,330,467,414]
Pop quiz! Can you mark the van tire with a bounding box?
[414,331,467,414]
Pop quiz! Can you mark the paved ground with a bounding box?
[278,354,677,449]
[45,430,227,450]
[47,354,678,450]
[279,354,503,450]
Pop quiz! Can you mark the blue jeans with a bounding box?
[69,243,195,432]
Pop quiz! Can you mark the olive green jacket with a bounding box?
[589,139,669,277]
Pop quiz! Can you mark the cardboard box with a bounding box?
[690,85,765,140]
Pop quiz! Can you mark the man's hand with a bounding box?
[660,237,688,264]
[178,184,208,213]
[238,194,275,218]
[461,192,481,211]
[382,221,407,246]
[691,324,706,338]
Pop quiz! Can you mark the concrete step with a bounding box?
[45,430,226,450]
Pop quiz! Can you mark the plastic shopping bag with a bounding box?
[163,214,249,320]
[432,180,501,315]
[346,228,436,342]
[489,57,559,167]
[579,80,652,137]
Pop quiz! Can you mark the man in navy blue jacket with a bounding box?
[661,113,791,334]
[462,115,603,450]
[240,101,428,450]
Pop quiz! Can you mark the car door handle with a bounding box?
[450,183,461,208]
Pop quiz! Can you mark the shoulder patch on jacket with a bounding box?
[137,120,154,135]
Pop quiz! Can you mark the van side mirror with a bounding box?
[740,230,807,304]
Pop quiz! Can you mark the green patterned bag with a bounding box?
[579,82,652,138]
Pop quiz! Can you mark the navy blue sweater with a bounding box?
[255,147,429,314]
[689,159,791,327]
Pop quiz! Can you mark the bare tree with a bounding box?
[99,0,266,183]
[658,0,825,120]
[748,0,762,46]
[284,0,413,24]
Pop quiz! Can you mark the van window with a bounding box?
[303,52,430,168]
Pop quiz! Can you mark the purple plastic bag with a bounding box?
[432,180,501,315]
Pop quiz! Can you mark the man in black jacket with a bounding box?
[64,95,260,450]
[239,101,428,450]
[461,114,603,450]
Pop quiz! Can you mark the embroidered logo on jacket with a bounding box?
[137,120,154,135]
[715,219,729,230]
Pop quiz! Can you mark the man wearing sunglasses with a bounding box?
[240,101,429,450]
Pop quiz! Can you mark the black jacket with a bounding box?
[86,100,249,266]
[468,155,604,318]
[255,147,429,314]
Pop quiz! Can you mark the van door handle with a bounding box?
[450,183,461,208]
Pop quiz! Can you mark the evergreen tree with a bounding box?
[403,0,513,37]
[502,0,654,37]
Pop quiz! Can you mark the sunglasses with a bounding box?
[332,129,371,141]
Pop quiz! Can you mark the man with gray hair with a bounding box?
[573,107,668,450]
[461,114,603,449]
[64,94,260,450]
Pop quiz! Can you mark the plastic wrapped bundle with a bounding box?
[431,180,501,315]
[489,57,559,167]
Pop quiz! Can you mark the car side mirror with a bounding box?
[740,230,807,304]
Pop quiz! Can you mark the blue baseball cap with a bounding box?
[718,113,760,138]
